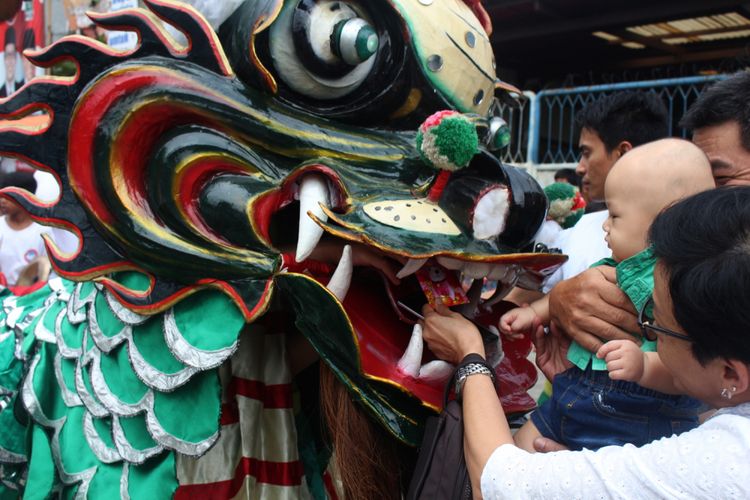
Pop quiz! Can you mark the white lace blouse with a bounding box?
[481,403,750,499]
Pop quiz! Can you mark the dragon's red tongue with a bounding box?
[343,274,444,407]
[337,268,539,413]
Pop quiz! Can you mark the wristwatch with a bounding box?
[454,362,494,401]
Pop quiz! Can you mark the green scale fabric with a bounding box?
[0,275,246,499]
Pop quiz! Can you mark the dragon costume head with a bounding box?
[0,0,564,471]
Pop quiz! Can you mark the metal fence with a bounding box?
[497,74,727,170]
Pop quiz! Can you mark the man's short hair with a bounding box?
[0,171,36,193]
[680,71,750,153]
[4,26,15,49]
[553,167,580,185]
[576,91,668,152]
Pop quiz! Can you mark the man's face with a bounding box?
[4,42,15,83]
[692,121,750,187]
[575,127,619,202]
[0,196,18,216]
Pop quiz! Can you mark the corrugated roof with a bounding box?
[594,11,750,49]
[629,12,750,43]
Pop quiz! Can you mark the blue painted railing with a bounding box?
[497,75,728,167]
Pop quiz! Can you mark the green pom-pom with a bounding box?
[544,182,585,229]
[543,182,576,203]
[417,111,479,171]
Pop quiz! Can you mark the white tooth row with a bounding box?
[397,257,519,282]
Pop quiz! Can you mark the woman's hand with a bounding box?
[421,303,485,364]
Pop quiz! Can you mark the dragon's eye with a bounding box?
[269,0,379,99]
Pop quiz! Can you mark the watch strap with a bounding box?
[454,355,495,401]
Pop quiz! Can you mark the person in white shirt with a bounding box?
[547,72,750,356]
[421,187,750,499]
[0,171,50,285]
[543,91,668,292]
[506,92,668,307]
[0,26,23,98]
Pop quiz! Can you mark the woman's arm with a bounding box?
[462,368,513,493]
[479,414,746,500]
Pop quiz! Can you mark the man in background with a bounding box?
[0,171,50,286]
[546,72,750,372]
[0,26,23,98]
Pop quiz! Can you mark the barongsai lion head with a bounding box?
[0,0,564,443]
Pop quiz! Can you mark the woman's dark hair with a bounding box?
[649,186,750,365]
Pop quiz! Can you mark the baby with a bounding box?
[500,138,716,451]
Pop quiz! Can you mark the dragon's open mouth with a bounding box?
[257,167,563,413]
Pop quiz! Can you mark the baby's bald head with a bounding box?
[602,139,715,262]
[605,138,715,218]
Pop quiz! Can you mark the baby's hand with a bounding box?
[596,340,645,382]
[499,305,538,340]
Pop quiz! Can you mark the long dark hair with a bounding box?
[649,186,750,365]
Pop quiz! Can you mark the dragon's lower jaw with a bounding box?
[299,250,538,414]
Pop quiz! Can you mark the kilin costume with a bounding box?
[0,1,565,497]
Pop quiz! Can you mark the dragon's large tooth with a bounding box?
[418,360,454,382]
[326,245,353,302]
[396,258,427,279]
[482,267,520,309]
[397,324,424,378]
[295,174,330,262]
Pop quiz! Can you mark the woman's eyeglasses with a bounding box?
[638,297,692,342]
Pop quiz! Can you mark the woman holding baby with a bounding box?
[422,184,750,498]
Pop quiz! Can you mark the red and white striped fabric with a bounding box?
[174,324,340,499]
